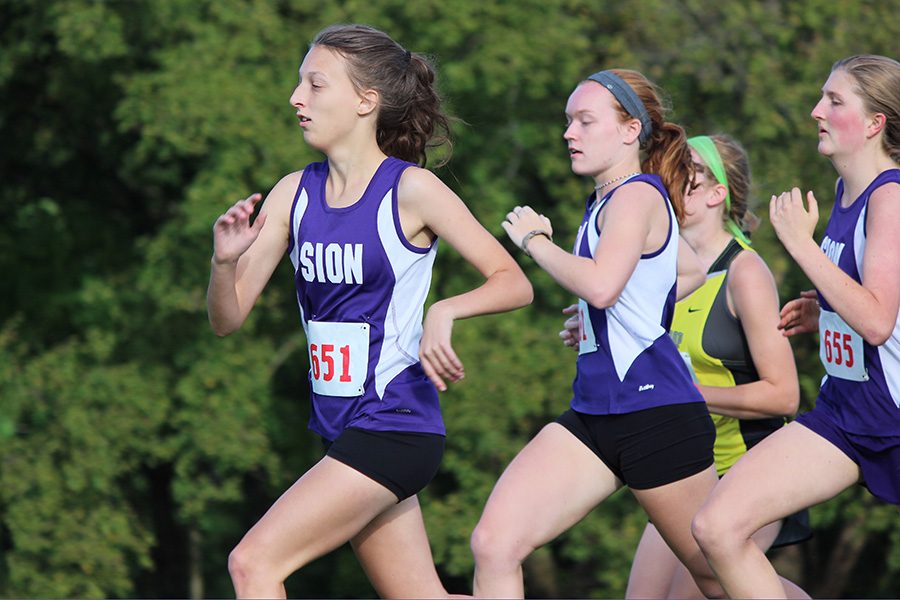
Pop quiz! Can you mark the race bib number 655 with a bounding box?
[307,321,370,396]
[819,310,868,382]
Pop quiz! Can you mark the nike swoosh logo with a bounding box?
[687,308,702,313]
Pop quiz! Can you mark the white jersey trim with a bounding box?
[289,187,311,336]
[374,189,437,399]
[857,202,900,408]
[586,193,678,381]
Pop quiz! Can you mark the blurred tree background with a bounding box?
[1,0,898,597]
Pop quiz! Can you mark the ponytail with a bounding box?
[312,24,452,166]
[643,121,692,224]
[375,52,452,167]
[708,134,760,238]
[609,69,693,223]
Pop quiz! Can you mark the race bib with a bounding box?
[819,310,868,382]
[307,321,370,396]
[577,298,598,355]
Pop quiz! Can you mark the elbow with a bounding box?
[208,315,240,337]
[210,323,236,337]
[772,383,800,417]
[856,309,896,346]
[777,395,800,418]
[582,282,619,309]
[207,300,247,337]
[500,266,534,309]
[518,279,535,308]
[862,324,893,347]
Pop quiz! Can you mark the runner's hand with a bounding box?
[778,290,820,337]
[560,304,580,350]
[420,302,464,391]
[501,205,552,251]
[212,193,266,264]
[770,188,819,253]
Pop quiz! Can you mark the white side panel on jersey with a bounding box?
[858,203,900,407]
[289,188,310,335]
[374,190,437,399]
[585,196,677,382]
[880,317,900,408]
[853,203,866,277]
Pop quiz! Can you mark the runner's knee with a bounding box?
[470,519,531,571]
[228,540,277,588]
[692,500,742,558]
[228,544,253,586]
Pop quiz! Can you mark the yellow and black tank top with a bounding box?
[670,239,785,475]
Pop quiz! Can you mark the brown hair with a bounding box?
[312,24,452,166]
[832,55,900,163]
[609,69,693,224]
[699,134,761,234]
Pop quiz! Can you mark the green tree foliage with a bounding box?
[1,0,898,597]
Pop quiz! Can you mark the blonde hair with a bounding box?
[832,55,900,163]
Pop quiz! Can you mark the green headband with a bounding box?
[687,135,751,245]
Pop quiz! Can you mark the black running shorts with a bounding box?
[324,427,445,501]
[556,402,715,489]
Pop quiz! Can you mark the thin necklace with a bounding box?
[595,171,641,194]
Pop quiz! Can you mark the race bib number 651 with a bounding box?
[819,310,868,382]
[307,321,370,396]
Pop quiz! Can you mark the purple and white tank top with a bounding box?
[815,168,900,436]
[570,174,703,414]
[287,157,444,441]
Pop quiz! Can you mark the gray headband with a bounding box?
[586,70,653,144]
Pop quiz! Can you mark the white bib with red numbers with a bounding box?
[307,321,370,396]
[819,310,868,382]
